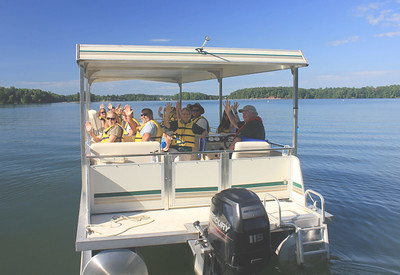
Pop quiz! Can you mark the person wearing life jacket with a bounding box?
[188,102,210,132]
[135,108,163,142]
[86,110,124,143]
[158,106,176,151]
[98,105,107,132]
[121,104,140,142]
[163,103,207,160]
[224,103,265,150]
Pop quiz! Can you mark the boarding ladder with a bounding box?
[263,190,330,266]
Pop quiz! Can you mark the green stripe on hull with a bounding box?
[232,181,285,189]
[293,182,303,189]
[94,189,161,198]
[175,187,218,193]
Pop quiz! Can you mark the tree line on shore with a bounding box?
[1,85,399,104]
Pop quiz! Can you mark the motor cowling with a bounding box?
[205,188,271,275]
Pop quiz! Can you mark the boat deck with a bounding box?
[77,200,328,251]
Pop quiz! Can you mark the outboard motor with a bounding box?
[200,188,271,275]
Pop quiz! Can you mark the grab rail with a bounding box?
[304,189,325,223]
[86,146,295,159]
[263,193,282,227]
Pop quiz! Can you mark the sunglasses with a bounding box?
[100,111,106,114]
[192,109,200,112]
[141,113,148,117]
[106,117,116,121]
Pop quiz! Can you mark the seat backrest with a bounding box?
[90,141,161,164]
[232,141,271,159]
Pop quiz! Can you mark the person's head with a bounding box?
[121,109,131,122]
[217,110,233,132]
[180,107,192,123]
[239,105,258,122]
[141,108,153,123]
[170,107,176,118]
[188,103,204,118]
[98,108,107,118]
[106,111,119,125]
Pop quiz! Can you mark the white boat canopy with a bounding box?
[76,44,308,85]
[76,44,308,156]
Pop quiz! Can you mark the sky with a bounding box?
[1,0,399,96]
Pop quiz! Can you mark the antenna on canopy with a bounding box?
[196,36,210,54]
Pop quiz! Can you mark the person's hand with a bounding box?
[158,106,163,113]
[108,103,113,110]
[100,103,104,109]
[116,108,123,116]
[116,104,121,110]
[85,121,92,133]
[232,102,239,113]
[165,102,173,114]
[124,105,133,118]
[223,100,232,113]
[176,101,181,110]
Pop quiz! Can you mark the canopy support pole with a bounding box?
[292,67,299,156]
[178,81,183,107]
[79,66,86,174]
[218,76,223,123]
[209,70,224,124]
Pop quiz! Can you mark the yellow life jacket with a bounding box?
[218,128,231,133]
[171,120,196,148]
[123,118,140,141]
[135,119,163,142]
[193,115,210,132]
[100,124,124,143]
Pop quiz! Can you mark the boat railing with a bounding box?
[304,189,325,223]
[86,146,295,160]
[263,193,282,227]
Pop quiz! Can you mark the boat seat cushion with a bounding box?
[232,141,271,159]
[90,141,161,164]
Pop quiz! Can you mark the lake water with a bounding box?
[1,99,399,274]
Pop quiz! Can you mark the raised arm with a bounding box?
[124,104,138,133]
[232,102,240,124]
[175,101,182,120]
[163,103,173,129]
[223,100,239,129]
[85,121,101,142]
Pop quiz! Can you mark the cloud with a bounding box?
[375,30,400,36]
[329,36,359,46]
[356,1,400,36]
[308,70,396,88]
[317,70,390,82]
[19,80,78,88]
[150,38,170,42]
[349,70,389,77]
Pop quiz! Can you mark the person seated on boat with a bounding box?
[121,104,140,142]
[225,104,265,150]
[217,101,240,133]
[158,106,176,151]
[86,110,124,143]
[98,104,108,132]
[135,108,163,142]
[115,105,124,122]
[163,103,207,160]
[188,102,210,133]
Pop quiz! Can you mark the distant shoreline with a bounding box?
[1,85,399,104]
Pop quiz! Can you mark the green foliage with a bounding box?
[172,92,219,100]
[1,85,399,105]
[0,86,67,104]
[227,86,400,99]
